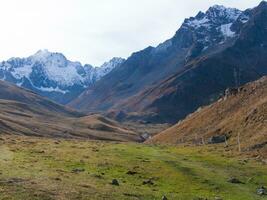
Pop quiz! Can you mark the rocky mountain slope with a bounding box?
[70,2,267,124]
[0,50,125,104]
[0,80,140,141]
[147,76,267,156]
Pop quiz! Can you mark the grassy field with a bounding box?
[0,135,266,200]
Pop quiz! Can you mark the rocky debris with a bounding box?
[71,168,85,173]
[111,179,119,186]
[208,135,227,144]
[257,186,267,195]
[228,177,242,184]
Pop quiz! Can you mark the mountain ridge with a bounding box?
[0,50,125,104]
[70,2,267,124]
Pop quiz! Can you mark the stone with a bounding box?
[162,195,168,200]
[71,168,85,173]
[257,186,266,195]
[208,135,227,144]
[143,179,154,185]
[126,170,137,175]
[228,177,242,184]
[111,179,119,186]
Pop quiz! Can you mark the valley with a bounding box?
[0,135,266,200]
[0,1,266,200]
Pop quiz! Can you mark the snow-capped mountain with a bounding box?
[0,50,125,104]
[94,57,125,81]
[70,2,267,124]
[154,5,250,59]
[184,5,249,39]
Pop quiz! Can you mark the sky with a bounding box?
[0,0,263,66]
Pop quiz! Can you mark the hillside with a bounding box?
[70,2,267,124]
[147,76,267,156]
[0,81,140,141]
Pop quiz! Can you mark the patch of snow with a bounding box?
[36,86,68,94]
[220,23,236,38]
[94,57,125,80]
[207,5,242,21]
[12,65,33,79]
[186,17,210,28]
[239,15,250,23]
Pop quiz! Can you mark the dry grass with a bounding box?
[148,76,267,157]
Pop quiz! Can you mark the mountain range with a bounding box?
[70,2,267,124]
[1,2,267,128]
[0,50,125,104]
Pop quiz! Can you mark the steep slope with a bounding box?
[147,76,267,155]
[0,50,125,104]
[70,4,250,115]
[122,1,267,123]
[0,80,140,141]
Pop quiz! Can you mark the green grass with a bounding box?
[0,136,266,200]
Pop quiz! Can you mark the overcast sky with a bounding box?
[0,0,262,66]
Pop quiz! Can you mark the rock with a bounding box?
[214,197,223,200]
[208,135,227,144]
[126,170,137,175]
[71,168,85,173]
[224,88,239,99]
[228,177,242,184]
[257,186,266,195]
[143,179,154,185]
[162,195,168,200]
[111,179,119,186]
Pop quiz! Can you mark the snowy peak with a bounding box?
[0,51,125,104]
[206,5,242,21]
[94,57,125,81]
[184,5,242,29]
[99,57,125,71]
[175,4,252,57]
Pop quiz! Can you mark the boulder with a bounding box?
[257,186,266,195]
[228,177,242,184]
[208,135,227,144]
[111,179,119,186]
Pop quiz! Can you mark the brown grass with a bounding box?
[147,76,267,157]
